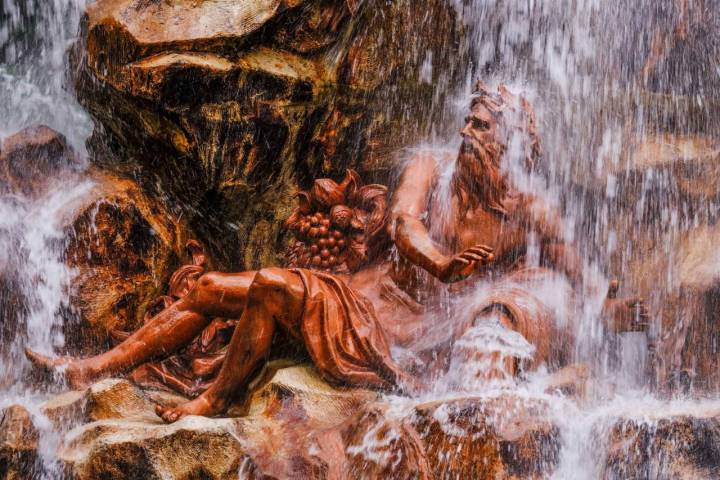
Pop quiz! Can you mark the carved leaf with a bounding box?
[311,178,344,208]
[338,169,362,200]
[354,184,388,237]
[296,191,312,214]
[350,210,367,231]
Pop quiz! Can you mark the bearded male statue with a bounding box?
[27,83,646,422]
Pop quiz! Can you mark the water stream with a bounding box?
[0,1,91,477]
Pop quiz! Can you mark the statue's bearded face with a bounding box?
[460,102,500,154]
[452,84,539,213]
[455,100,506,197]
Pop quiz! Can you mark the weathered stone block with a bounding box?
[602,414,720,479]
[0,405,40,479]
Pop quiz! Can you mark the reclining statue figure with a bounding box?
[27,82,647,422]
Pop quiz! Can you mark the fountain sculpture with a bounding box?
[27,83,646,424]
[5,0,720,478]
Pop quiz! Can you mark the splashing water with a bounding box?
[0,0,91,145]
[3,0,720,477]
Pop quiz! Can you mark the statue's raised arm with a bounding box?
[390,152,493,283]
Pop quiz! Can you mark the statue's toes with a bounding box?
[165,410,181,423]
[155,405,181,423]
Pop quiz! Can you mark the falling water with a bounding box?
[361,0,720,477]
[0,0,91,477]
[0,0,91,382]
[450,2,720,475]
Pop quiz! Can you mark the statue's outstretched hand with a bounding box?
[602,281,650,332]
[437,244,494,283]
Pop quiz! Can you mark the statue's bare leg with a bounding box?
[26,271,256,389]
[156,268,306,422]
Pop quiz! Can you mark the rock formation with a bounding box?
[8,0,720,478]
[0,405,40,480]
[62,168,195,353]
[603,414,720,478]
[0,365,564,479]
[0,126,195,355]
[0,125,79,197]
[70,0,464,268]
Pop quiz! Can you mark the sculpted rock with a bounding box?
[41,365,563,479]
[0,126,195,355]
[0,125,78,196]
[0,405,39,479]
[413,396,560,479]
[71,0,463,267]
[239,362,378,421]
[602,414,720,479]
[59,416,249,480]
[590,131,720,392]
[341,395,560,479]
[40,379,174,429]
[626,223,720,392]
[339,404,432,479]
[62,168,195,353]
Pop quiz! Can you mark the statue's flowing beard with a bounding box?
[452,138,509,215]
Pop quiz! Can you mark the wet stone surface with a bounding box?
[602,414,720,479]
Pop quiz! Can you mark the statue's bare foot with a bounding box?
[155,394,228,423]
[24,348,94,390]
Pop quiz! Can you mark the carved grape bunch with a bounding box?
[284,170,387,273]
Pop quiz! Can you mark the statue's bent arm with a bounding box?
[390,153,449,278]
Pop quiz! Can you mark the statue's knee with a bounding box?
[197,273,217,290]
[195,273,223,294]
[250,268,289,296]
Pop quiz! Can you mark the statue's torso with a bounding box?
[390,192,532,301]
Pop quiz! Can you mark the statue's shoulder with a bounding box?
[401,147,452,175]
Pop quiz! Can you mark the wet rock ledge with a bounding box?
[0,365,562,479]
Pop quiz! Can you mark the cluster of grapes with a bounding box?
[288,212,348,270]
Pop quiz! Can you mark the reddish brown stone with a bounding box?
[0,405,39,480]
[71,0,463,268]
[62,168,196,353]
[603,415,720,479]
[0,125,77,196]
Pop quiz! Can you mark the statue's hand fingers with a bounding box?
[467,245,493,256]
[465,247,495,263]
[460,252,486,263]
